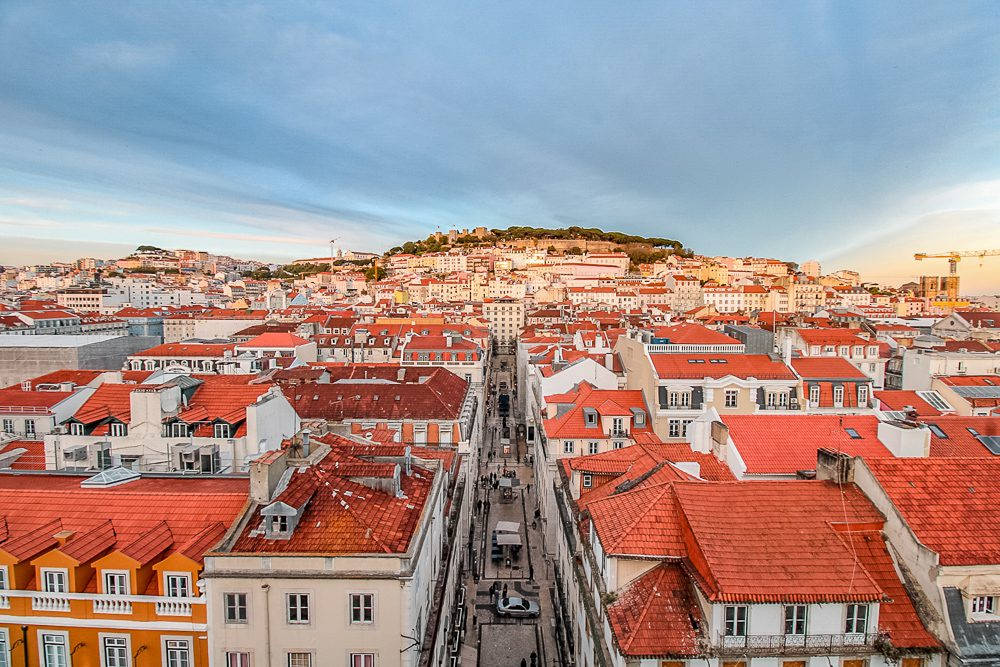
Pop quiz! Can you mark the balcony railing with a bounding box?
[717,632,880,656]
[609,429,629,438]
[32,593,71,612]
[1,589,202,618]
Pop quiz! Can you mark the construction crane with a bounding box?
[914,249,1000,275]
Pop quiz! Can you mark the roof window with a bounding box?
[926,423,948,439]
[844,428,862,439]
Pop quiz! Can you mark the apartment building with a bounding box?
[0,468,247,667]
[780,328,885,388]
[482,298,525,345]
[47,376,299,473]
[204,438,454,667]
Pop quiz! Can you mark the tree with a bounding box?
[566,246,583,255]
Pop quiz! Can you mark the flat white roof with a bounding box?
[0,334,124,347]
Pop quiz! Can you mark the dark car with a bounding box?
[496,596,540,618]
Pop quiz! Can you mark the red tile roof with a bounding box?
[0,440,46,471]
[649,323,741,345]
[875,390,945,416]
[865,457,1000,566]
[723,415,891,475]
[133,342,236,357]
[921,416,999,457]
[651,354,795,380]
[607,562,701,657]
[674,481,885,603]
[0,473,246,564]
[791,356,869,379]
[239,332,311,348]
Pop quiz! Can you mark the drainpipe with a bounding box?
[21,625,29,667]
[261,584,272,667]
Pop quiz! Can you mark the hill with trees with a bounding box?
[386,225,690,267]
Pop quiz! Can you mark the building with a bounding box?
[482,298,525,345]
[0,468,248,667]
[47,375,299,473]
[204,435,456,667]
[0,335,160,388]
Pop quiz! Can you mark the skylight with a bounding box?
[916,390,952,411]
[926,423,948,439]
[844,428,862,439]
[81,466,141,488]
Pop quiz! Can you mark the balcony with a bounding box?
[156,599,193,616]
[32,593,71,612]
[93,597,133,614]
[717,632,881,656]
[609,429,629,438]
[0,592,8,609]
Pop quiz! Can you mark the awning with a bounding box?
[496,533,522,546]
[499,477,520,488]
[495,521,520,533]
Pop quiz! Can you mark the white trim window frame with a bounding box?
[784,604,807,635]
[287,652,312,667]
[162,637,192,667]
[38,630,70,667]
[562,440,574,455]
[845,604,869,634]
[41,568,68,593]
[225,653,250,667]
[724,389,738,408]
[164,572,191,598]
[724,605,748,637]
[833,385,845,407]
[103,570,130,596]
[972,595,996,615]
[99,633,131,667]
[350,654,375,667]
[287,592,310,624]
[0,627,9,667]
[0,565,8,590]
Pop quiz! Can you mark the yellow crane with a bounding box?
[914,249,1000,275]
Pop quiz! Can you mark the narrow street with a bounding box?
[460,350,561,667]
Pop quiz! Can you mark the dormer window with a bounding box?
[845,604,869,634]
[972,595,996,615]
[110,422,127,437]
[214,423,231,439]
[42,568,67,593]
[69,422,84,436]
[272,516,288,533]
[584,409,598,427]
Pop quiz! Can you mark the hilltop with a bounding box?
[387,225,689,267]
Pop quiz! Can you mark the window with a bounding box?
[104,571,129,595]
[165,573,191,598]
[226,652,250,667]
[668,391,690,408]
[102,635,130,667]
[972,595,996,614]
[724,389,738,408]
[809,385,820,406]
[271,516,289,533]
[165,639,191,667]
[225,593,248,624]
[287,593,310,623]
[588,441,599,455]
[288,655,311,667]
[40,633,68,667]
[1,419,12,434]
[784,604,807,635]
[110,422,126,437]
[350,654,374,667]
[69,422,84,436]
[833,385,844,406]
[766,392,777,408]
[582,474,593,488]
[0,565,8,590]
[777,392,789,407]
[42,569,67,593]
[214,423,231,438]
[845,604,869,634]
[350,593,374,623]
[170,422,188,437]
[926,423,948,439]
[845,427,862,439]
[97,447,112,470]
[858,385,869,405]
[724,605,748,636]
[563,441,574,454]
[0,629,9,667]
[24,419,36,438]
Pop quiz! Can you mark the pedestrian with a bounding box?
[503,583,508,598]
[531,519,537,530]
[476,499,482,514]
[520,659,527,667]
[530,651,537,666]
[526,483,531,493]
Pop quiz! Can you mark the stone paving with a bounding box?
[460,352,560,667]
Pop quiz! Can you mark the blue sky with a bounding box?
[1,2,998,289]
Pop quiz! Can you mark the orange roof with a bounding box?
[865,457,1000,565]
[674,481,885,603]
[0,473,246,564]
[606,562,701,657]
[134,342,236,357]
[651,354,795,380]
[649,322,740,345]
[239,332,311,348]
[723,415,891,475]
[874,390,945,416]
[791,357,869,379]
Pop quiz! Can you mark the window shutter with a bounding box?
[658,386,668,409]
[691,386,704,409]
[756,387,766,409]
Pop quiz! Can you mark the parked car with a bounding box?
[496,596,540,618]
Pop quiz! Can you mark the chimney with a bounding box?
[783,338,793,365]
[250,448,288,504]
[301,429,311,456]
[816,448,855,483]
[404,446,412,476]
[878,420,930,458]
[446,335,453,347]
[53,529,75,546]
[903,405,918,421]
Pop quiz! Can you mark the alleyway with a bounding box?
[460,351,561,667]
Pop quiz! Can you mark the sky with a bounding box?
[1,1,998,291]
